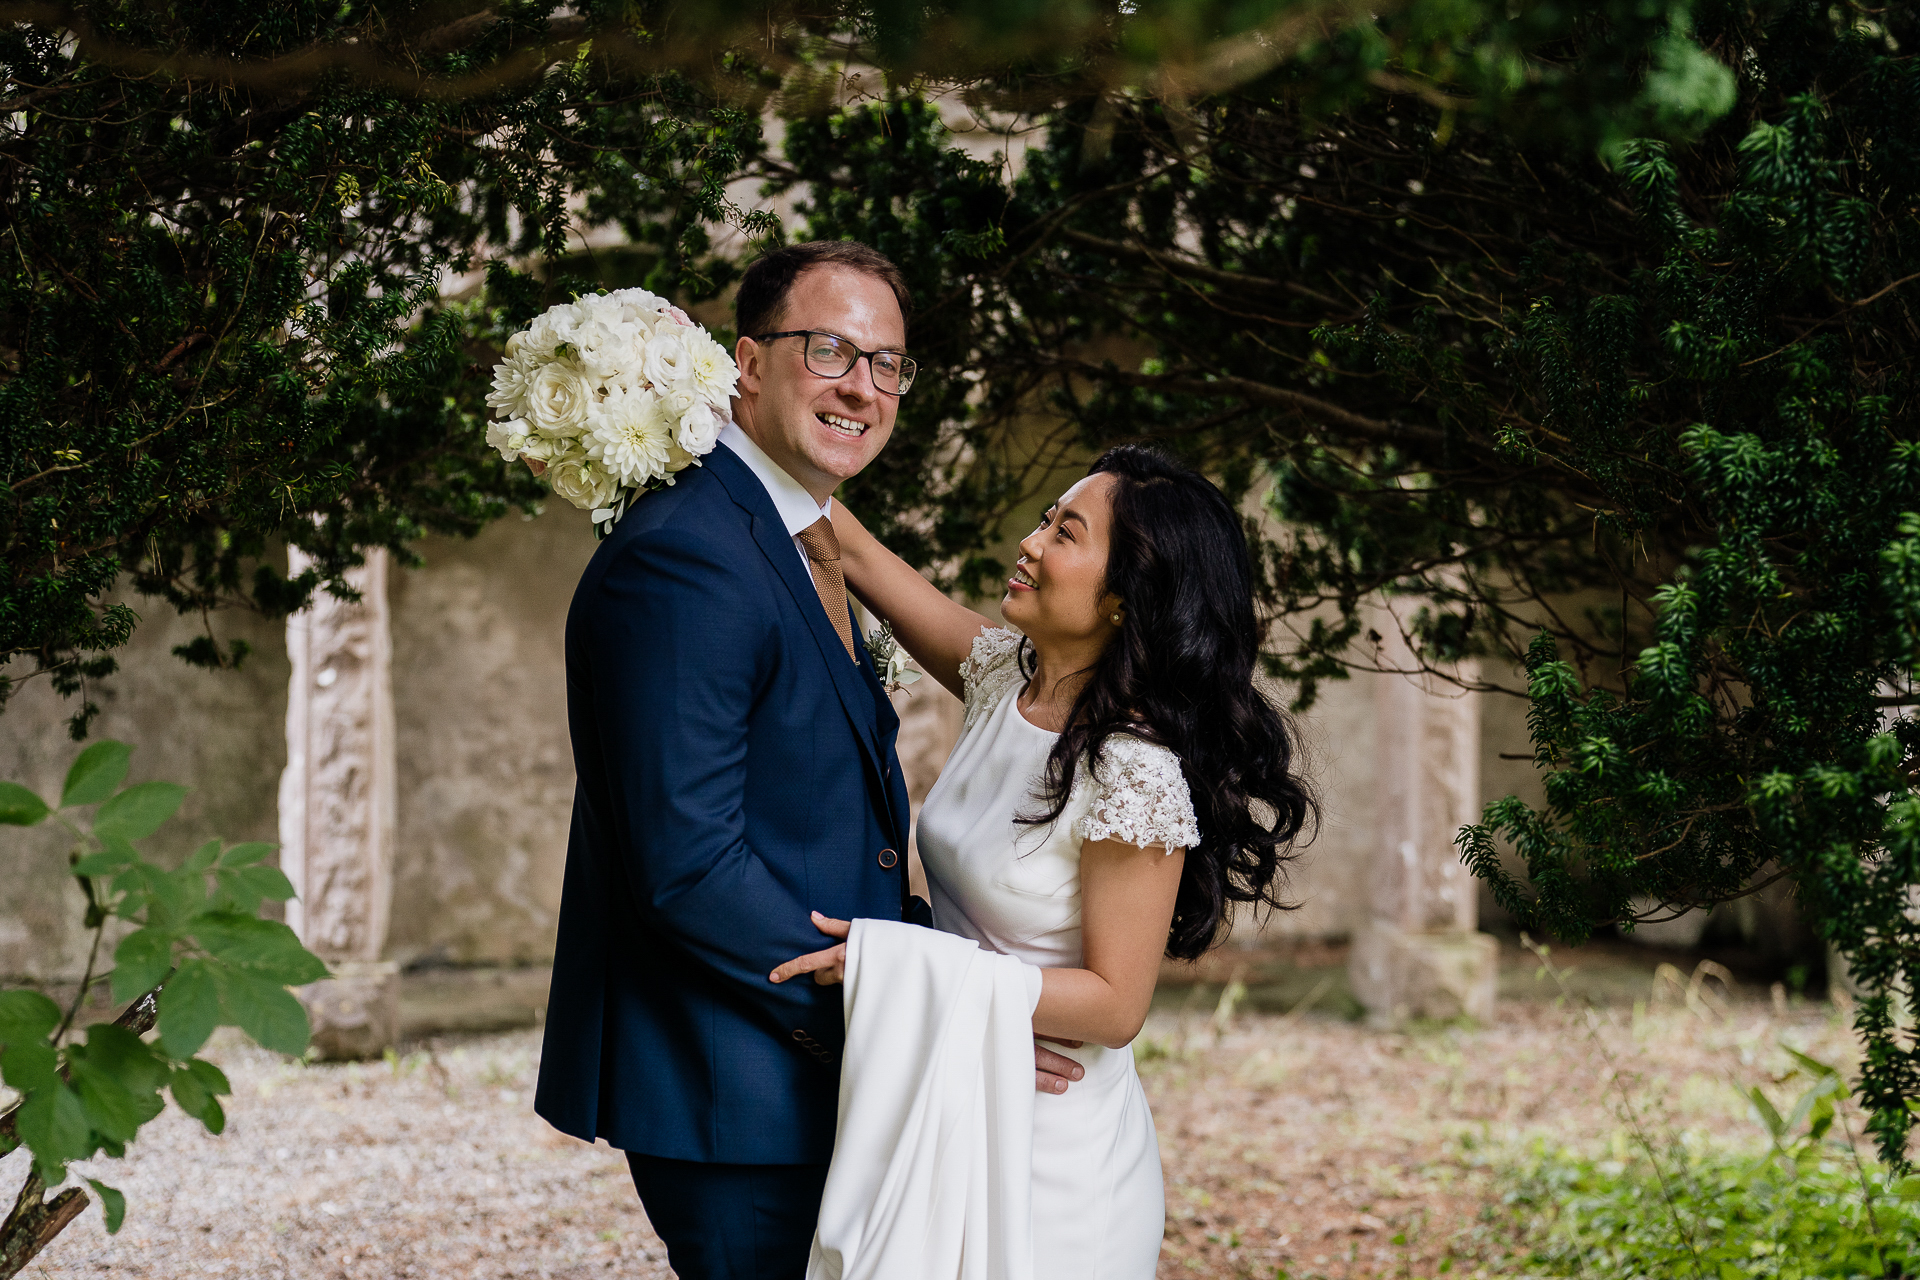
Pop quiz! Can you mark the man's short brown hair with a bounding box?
[735,241,912,344]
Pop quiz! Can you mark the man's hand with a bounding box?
[770,912,850,986]
[1035,1036,1084,1094]
[770,913,1086,1095]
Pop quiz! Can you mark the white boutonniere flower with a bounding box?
[865,622,922,695]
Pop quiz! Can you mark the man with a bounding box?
[535,241,1079,1280]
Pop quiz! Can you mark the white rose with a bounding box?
[663,439,697,476]
[484,416,531,463]
[520,303,582,358]
[548,456,619,511]
[641,327,697,390]
[605,286,672,316]
[683,330,739,406]
[486,349,542,421]
[524,360,593,436]
[585,387,676,487]
[884,645,920,689]
[518,431,580,466]
[676,403,726,456]
[577,318,646,382]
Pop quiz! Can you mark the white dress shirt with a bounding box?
[719,421,831,578]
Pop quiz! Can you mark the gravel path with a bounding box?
[12,961,1870,1280]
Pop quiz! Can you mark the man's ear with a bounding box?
[734,335,763,395]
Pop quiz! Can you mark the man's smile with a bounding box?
[818,412,868,437]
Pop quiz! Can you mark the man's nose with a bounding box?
[833,356,879,403]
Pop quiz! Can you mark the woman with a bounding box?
[773,444,1315,1278]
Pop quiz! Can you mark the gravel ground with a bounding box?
[11,951,1876,1280]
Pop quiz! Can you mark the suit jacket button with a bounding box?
[878,848,898,869]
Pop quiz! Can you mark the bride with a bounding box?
[772,444,1315,1278]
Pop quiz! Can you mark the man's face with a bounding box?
[731,264,906,504]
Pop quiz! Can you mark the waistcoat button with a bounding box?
[877,848,898,869]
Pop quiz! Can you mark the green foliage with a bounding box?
[0,740,325,1227]
[763,0,1920,1162]
[1509,1055,1920,1278]
[0,0,777,735]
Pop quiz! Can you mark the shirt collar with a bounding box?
[719,420,831,538]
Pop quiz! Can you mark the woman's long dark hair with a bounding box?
[1017,445,1316,960]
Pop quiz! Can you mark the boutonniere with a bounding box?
[866,622,922,695]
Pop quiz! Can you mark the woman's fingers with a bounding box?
[809,911,852,939]
[769,943,847,986]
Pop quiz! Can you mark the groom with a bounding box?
[536,241,1080,1280]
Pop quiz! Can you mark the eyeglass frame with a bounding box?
[749,330,918,397]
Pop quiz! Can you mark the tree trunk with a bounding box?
[0,1170,87,1280]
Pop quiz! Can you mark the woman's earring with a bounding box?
[1110,612,1123,625]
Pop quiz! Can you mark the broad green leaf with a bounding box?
[237,864,296,902]
[156,961,221,1059]
[0,989,61,1045]
[217,968,311,1056]
[61,740,130,807]
[0,1039,59,1092]
[82,1023,169,1095]
[68,1058,151,1144]
[85,1178,127,1234]
[192,914,328,985]
[1747,1086,1784,1139]
[111,928,175,1003]
[72,846,137,877]
[217,842,275,869]
[184,1057,231,1097]
[0,781,49,827]
[93,781,189,843]
[136,863,207,931]
[183,839,220,873]
[15,1084,92,1182]
[1895,1174,1920,1200]
[167,1062,228,1133]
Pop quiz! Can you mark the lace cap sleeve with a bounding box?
[959,626,1027,729]
[1076,735,1200,852]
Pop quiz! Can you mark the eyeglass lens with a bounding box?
[802,333,916,394]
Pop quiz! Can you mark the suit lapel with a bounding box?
[709,446,891,769]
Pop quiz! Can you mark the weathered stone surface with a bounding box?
[280,547,398,1059]
[297,959,402,1061]
[1349,619,1499,1026]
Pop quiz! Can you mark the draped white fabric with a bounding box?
[807,918,1042,1280]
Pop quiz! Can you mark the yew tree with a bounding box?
[774,2,1920,1161]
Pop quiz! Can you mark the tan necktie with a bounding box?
[796,517,857,663]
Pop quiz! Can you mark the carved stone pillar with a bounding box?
[1349,620,1498,1026]
[278,547,400,1060]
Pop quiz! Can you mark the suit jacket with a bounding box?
[534,442,913,1164]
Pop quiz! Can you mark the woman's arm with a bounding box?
[1031,838,1185,1049]
[832,501,995,701]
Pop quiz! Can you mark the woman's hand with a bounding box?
[769,912,851,986]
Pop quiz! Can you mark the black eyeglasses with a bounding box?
[752,330,918,397]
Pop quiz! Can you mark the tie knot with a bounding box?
[797,516,840,563]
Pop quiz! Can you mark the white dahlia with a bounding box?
[585,387,675,487]
[684,330,739,405]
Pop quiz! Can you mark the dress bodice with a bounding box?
[916,627,1199,970]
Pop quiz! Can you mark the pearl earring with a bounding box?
[1110,612,1123,625]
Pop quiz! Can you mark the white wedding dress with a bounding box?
[914,627,1201,1280]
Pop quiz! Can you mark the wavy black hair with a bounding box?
[1017,445,1316,960]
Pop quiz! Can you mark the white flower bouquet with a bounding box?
[485,288,739,536]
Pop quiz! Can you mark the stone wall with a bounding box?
[2,504,1553,984]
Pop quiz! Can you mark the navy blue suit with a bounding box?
[535,443,912,1257]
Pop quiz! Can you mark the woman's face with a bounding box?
[1002,472,1124,649]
